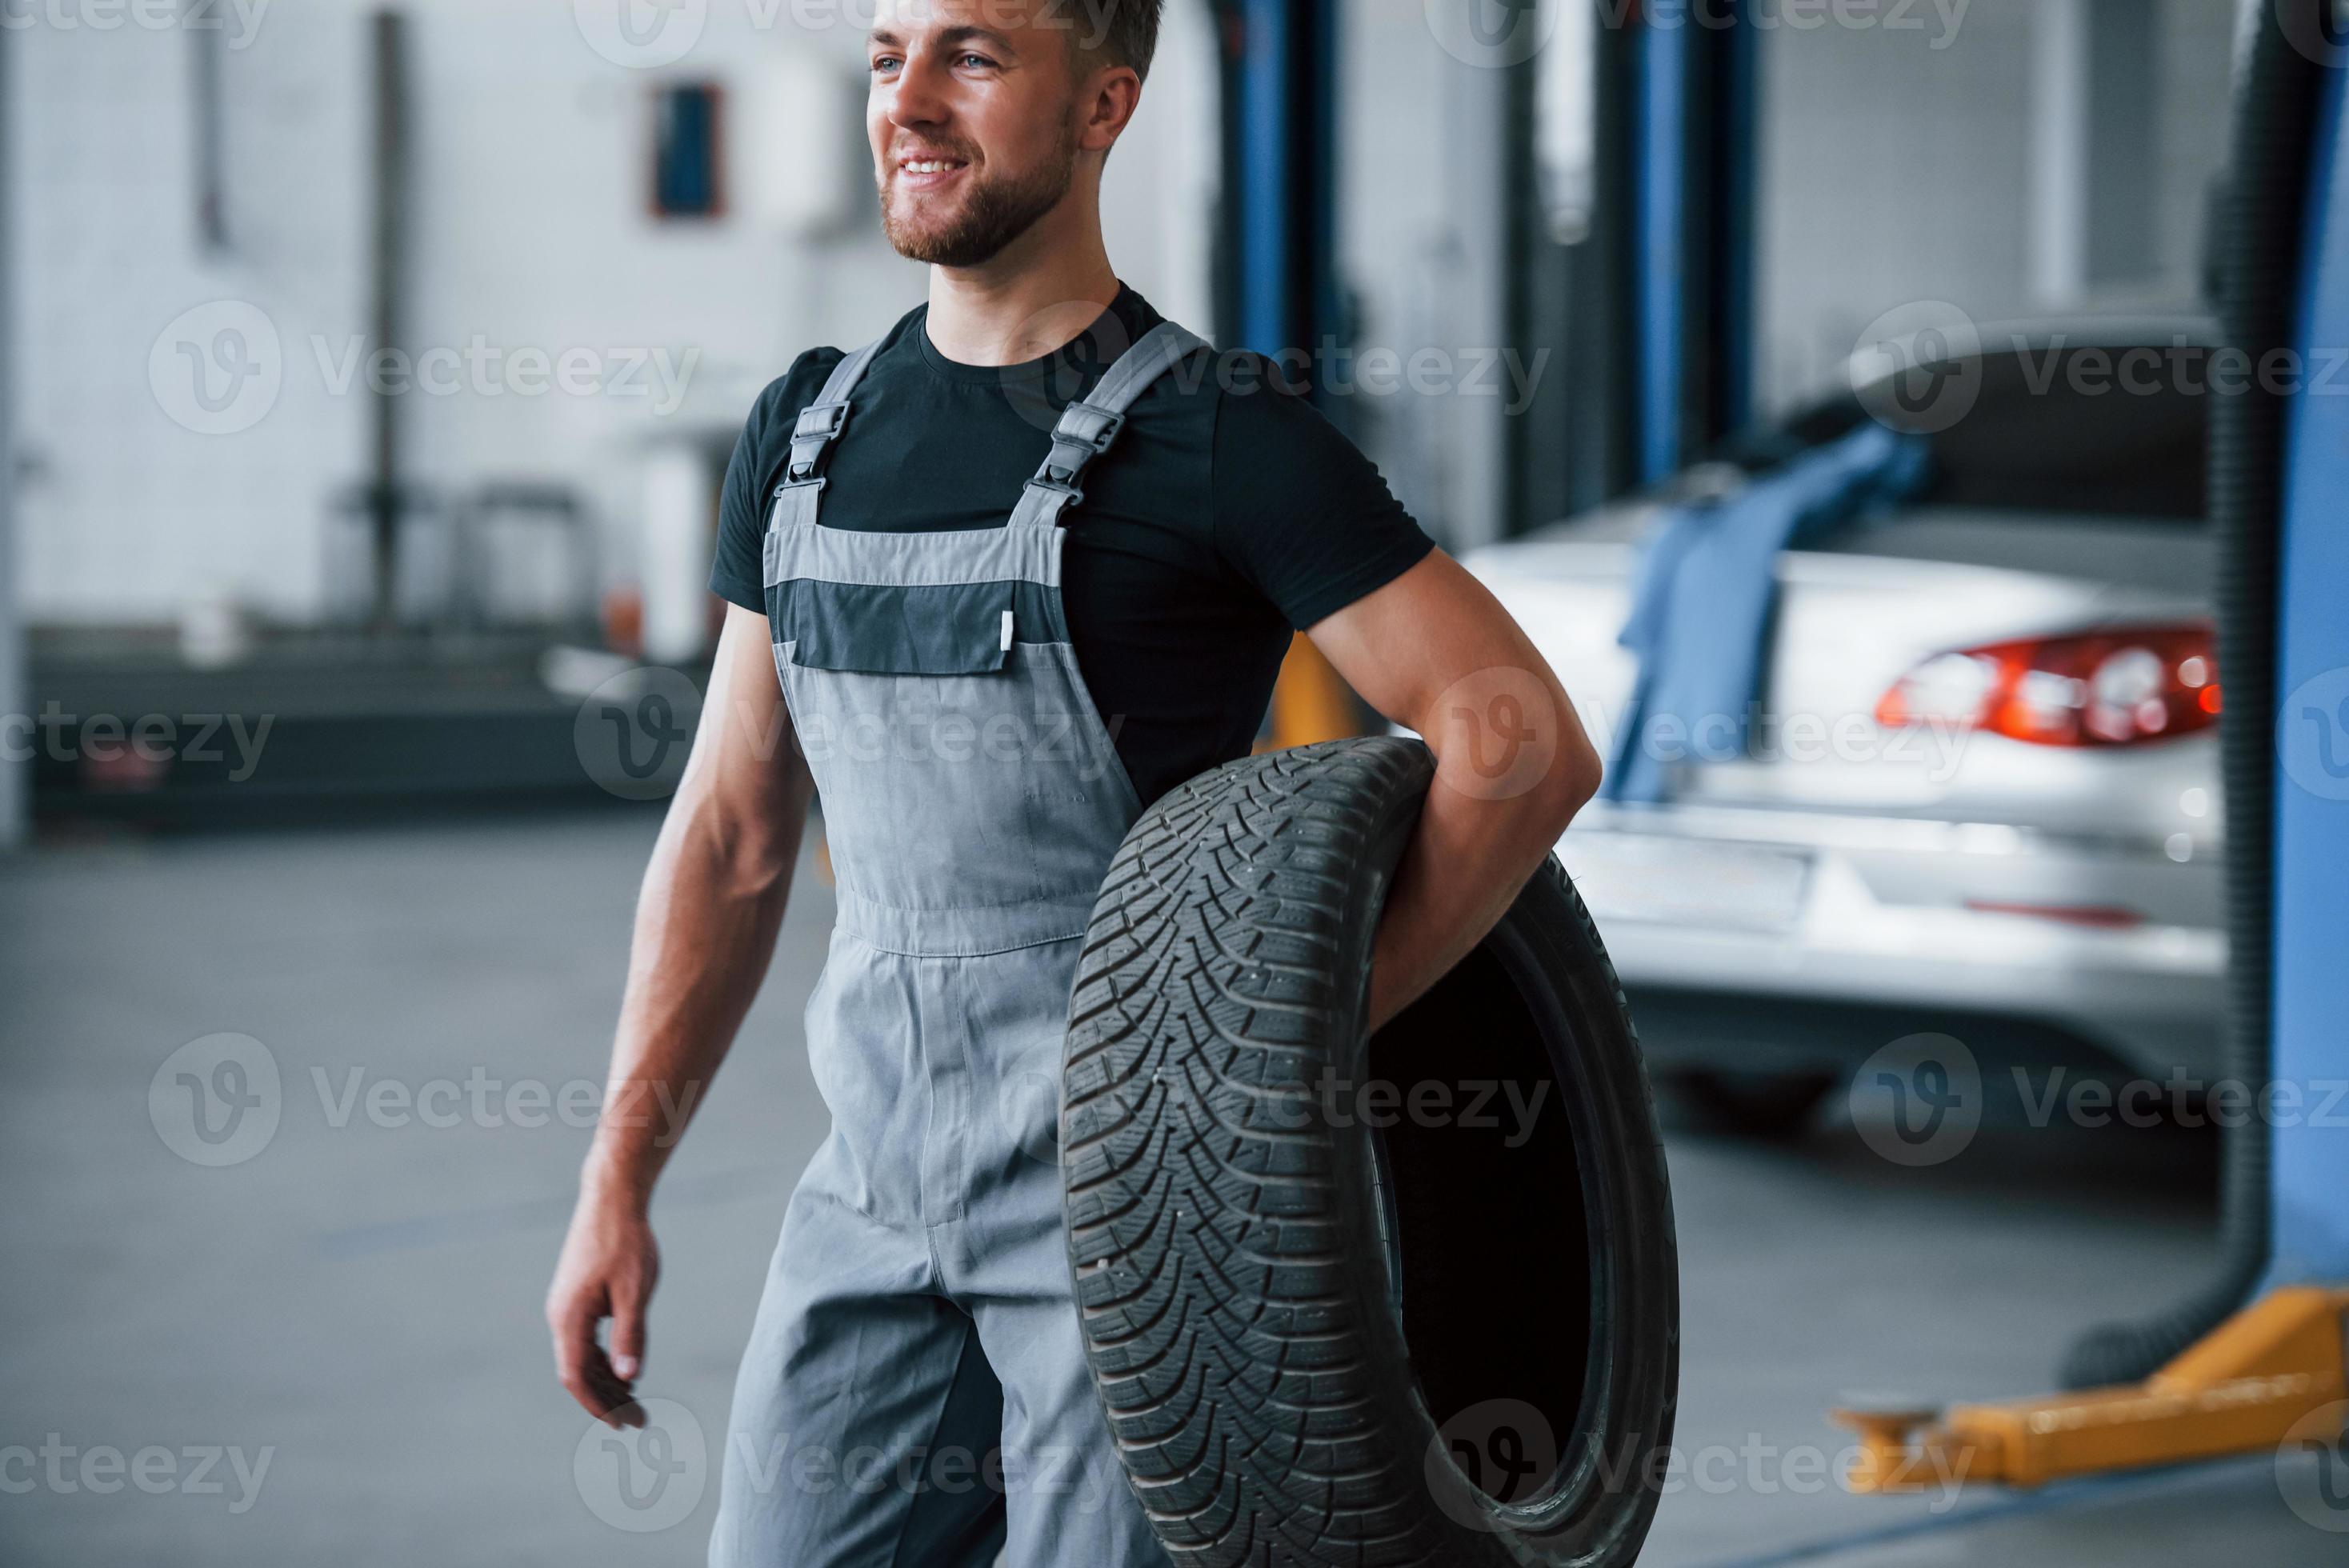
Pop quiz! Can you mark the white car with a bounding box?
[1469,318,2224,1131]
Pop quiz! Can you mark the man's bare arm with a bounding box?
[546,602,814,1427]
[1305,548,1601,1035]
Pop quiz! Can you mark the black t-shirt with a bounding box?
[709,284,1435,810]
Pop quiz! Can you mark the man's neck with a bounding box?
[921,205,1120,368]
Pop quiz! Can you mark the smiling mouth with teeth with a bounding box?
[901,158,967,174]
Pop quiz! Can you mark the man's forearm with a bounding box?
[583,800,804,1204]
[1363,754,1595,1037]
[1299,551,1603,1036]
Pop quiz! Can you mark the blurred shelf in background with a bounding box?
[26,626,705,832]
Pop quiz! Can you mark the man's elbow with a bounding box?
[1541,718,1603,832]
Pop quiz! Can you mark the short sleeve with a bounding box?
[709,349,841,614]
[1210,364,1436,630]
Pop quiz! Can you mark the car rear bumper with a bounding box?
[1556,802,2227,1081]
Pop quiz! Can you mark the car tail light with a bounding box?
[1875,622,2219,746]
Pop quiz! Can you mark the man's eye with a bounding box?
[870,55,902,73]
[956,53,995,69]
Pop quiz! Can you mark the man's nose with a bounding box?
[885,58,951,131]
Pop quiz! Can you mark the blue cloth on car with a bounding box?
[1603,422,1932,804]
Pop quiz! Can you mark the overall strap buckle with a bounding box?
[1014,322,1208,528]
[781,400,851,488]
[1038,403,1125,488]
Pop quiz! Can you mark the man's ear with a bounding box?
[1077,66,1142,154]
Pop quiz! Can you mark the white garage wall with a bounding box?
[7,0,1216,627]
[1755,0,2239,415]
[1331,0,2239,540]
[1335,3,1556,553]
[2153,0,2241,299]
[1755,0,2039,413]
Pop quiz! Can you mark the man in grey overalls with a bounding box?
[546,3,1603,1564]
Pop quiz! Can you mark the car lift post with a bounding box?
[1831,14,2349,1496]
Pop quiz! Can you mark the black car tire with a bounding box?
[1062,737,1679,1566]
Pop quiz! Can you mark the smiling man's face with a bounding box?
[867,1,1096,267]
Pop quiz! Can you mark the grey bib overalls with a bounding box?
[710,322,1204,1566]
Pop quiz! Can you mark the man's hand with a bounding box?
[546,1182,660,1428]
[1307,548,1601,1033]
[544,603,813,1425]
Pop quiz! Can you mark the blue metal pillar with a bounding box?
[1633,1,1759,486]
[1219,0,1337,380]
[1635,13,1688,484]
[1236,0,1293,354]
[2263,58,2349,1288]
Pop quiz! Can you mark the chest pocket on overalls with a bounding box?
[772,577,1018,677]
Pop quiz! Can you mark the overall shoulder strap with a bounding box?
[771,337,886,531]
[1010,320,1211,530]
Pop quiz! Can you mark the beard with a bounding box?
[879,126,1078,267]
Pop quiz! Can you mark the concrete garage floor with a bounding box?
[0,814,2335,1565]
